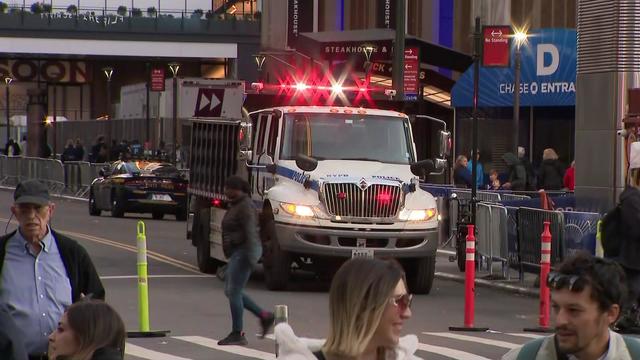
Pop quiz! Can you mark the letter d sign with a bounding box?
[537,44,559,76]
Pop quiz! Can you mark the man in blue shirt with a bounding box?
[0,180,104,359]
[467,149,484,188]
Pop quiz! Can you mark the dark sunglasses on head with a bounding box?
[390,294,413,312]
[546,271,587,292]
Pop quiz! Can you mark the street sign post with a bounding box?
[403,47,420,100]
[482,26,511,67]
[150,68,165,92]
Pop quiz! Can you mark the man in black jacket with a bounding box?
[0,180,104,359]
[0,303,27,360]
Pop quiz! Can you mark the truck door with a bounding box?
[250,112,279,198]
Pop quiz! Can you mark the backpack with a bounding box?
[516,335,640,359]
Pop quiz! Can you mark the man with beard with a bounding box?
[502,253,640,360]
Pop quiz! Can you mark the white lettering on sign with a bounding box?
[0,59,87,83]
[384,0,391,28]
[292,0,299,36]
[499,81,576,95]
[537,44,559,76]
[324,45,388,55]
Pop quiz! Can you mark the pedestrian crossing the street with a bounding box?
[123,330,546,360]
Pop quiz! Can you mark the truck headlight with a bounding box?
[399,208,437,221]
[280,203,315,217]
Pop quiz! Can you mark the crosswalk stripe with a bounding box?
[422,332,520,349]
[173,336,276,359]
[505,333,546,339]
[416,343,492,360]
[125,342,192,360]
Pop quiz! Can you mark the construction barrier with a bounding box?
[127,221,170,338]
[524,221,553,333]
[449,224,489,332]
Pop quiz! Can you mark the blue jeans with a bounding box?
[224,245,263,332]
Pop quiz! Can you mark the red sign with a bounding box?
[150,68,165,92]
[483,26,511,67]
[403,47,420,98]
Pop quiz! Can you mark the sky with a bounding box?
[4,1,262,12]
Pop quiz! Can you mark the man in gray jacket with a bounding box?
[502,253,640,360]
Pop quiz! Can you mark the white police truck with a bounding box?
[187,82,448,294]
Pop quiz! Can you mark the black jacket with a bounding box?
[0,305,27,360]
[618,187,640,271]
[0,230,105,302]
[503,153,527,191]
[453,166,473,188]
[92,347,124,360]
[221,195,258,258]
[538,159,565,190]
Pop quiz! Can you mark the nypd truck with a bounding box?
[187,82,448,294]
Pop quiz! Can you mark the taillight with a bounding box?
[211,198,224,208]
[175,182,188,191]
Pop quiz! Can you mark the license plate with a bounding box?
[151,194,172,201]
[351,249,374,259]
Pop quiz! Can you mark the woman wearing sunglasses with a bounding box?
[275,258,421,360]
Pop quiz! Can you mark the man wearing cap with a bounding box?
[0,180,104,360]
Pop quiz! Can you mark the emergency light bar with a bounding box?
[251,82,383,94]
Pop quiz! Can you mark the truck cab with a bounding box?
[189,104,447,294]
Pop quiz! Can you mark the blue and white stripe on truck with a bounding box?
[275,166,320,192]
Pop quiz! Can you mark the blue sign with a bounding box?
[451,28,576,107]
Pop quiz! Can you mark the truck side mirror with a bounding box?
[434,158,448,170]
[439,131,451,158]
[410,159,435,177]
[238,150,252,162]
[296,154,318,172]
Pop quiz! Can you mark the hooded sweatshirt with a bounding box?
[274,323,423,360]
[502,152,527,191]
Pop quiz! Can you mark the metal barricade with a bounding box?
[501,193,532,201]
[517,207,565,278]
[77,162,92,197]
[63,162,84,195]
[477,191,502,202]
[476,202,510,278]
[0,155,6,184]
[49,160,66,193]
[4,156,22,186]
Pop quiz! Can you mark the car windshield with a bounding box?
[280,113,415,164]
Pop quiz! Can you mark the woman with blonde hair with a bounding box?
[538,148,565,190]
[47,300,125,360]
[275,258,420,360]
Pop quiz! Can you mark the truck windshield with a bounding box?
[280,113,415,164]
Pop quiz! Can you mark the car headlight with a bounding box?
[280,202,315,217]
[399,208,437,221]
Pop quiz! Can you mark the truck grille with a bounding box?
[323,183,402,218]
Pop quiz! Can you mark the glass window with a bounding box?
[280,113,414,164]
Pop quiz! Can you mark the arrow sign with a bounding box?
[194,88,224,117]
[491,30,502,37]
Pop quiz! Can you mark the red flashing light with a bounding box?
[376,192,392,205]
[337,192,347,200]
[212,198,222,207]
[295,83,308,91]
[359,87,367,92]
[344,109,353,114]
[329,108,339,113]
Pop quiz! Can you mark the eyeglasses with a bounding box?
[546,271,587,292]
[390,294,413,312]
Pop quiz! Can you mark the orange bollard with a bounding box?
[524,221,553,333]
[449,224,489,332]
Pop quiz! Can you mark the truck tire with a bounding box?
[89,191,101,216]
[152,211,164,220]
[405,256,436,295]
[261,209,291,291]
[194,209,218,274]
[111,192,125,218]
[175,206,187,221]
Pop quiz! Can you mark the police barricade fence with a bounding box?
[476,202,510,278]
[516,207,565,279]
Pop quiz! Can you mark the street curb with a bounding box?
[435,271,539,298]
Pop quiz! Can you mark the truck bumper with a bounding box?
[274,222,438,258]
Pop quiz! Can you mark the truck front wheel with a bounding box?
[405,256,436,295]
[261,210,291,291]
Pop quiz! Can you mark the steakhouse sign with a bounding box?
[0,60,88,83]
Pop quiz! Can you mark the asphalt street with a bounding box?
[0,189,542,360]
